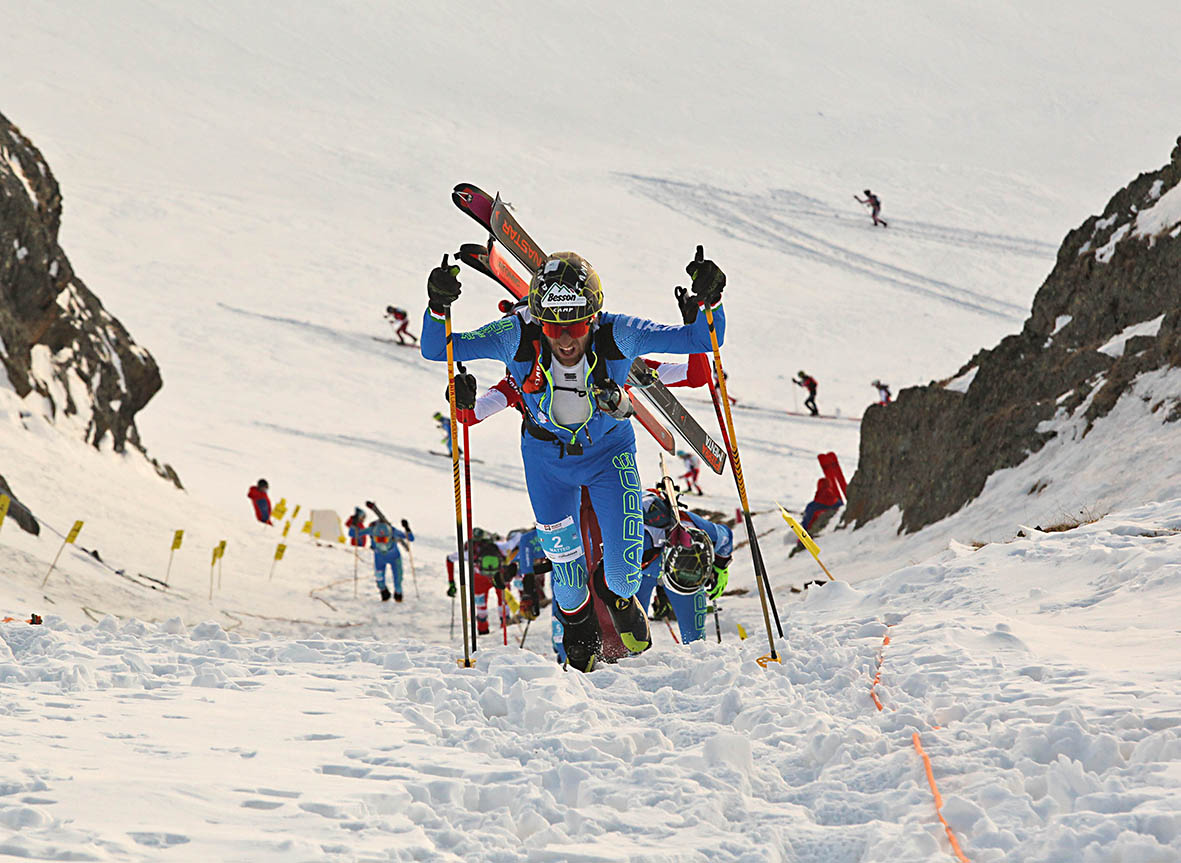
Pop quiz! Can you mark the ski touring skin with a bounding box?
[451,183,724,473]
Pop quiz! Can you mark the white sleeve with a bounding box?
[656,361,690,386]
[473,387,511,422]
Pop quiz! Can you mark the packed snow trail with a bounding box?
[4,500,1178,862]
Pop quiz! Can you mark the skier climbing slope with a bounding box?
[421,246,726,671]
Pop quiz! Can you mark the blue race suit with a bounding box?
[635,497,734,644]
[362,523,413,594]
[422,304,724,616]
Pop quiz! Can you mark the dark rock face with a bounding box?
[0,111,178,486]
[0,474,39,535]
[845,137,1181,534]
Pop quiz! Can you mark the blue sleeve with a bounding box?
[391,528,412,543]
[420,308,521,363]
[687,512,733,559]
[609,303,725,358]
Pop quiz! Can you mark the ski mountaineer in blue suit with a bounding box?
[362,518,414,602]
[422,246,726,672]
[635,488,733,644]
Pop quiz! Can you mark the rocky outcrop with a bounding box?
[845,137,1181,534]
[0,111,179,486]
[0,474,38,535]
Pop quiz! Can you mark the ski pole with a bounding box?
[713,600,722,643]
[353,542,358,598]
[405,541,419,599]
[701,280,783,664]
[665,619,680,644]
[445,304,474,668]
[518,616,532,648]
[461,417,479,656]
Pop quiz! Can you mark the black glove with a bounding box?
[492,568,506,590]
[674,285,698,324]
[446,582,457,597]
[685,245,725,307]
[503,561,518,582]
[532,557,552,575]
[427,253,462,315]
[401,518,411,534]
[448,364,477,411]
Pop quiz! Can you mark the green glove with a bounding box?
[709,565,729,599]
[446,582,457,598]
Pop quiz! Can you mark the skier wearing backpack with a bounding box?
[422,246,726,671]
[854,190,888,227]
[793,371,820,416]
[385,305,417,345]
[635,488,733,644]
[362,518,414,602]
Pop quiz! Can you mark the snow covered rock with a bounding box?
[0,110,178,485]
[847,136,1181,534]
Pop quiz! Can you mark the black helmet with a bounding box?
[257,478,268,490]
[528,252,603,325]
[661,525,714,595]
[863,189,872,196]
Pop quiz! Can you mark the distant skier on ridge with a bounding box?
[421,246,726,672]
[854,189,888,227]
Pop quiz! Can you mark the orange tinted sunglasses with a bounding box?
[541,318,593,339]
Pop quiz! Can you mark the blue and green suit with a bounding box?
[421,304,724,616]
[636,500,733,644]
[362,523,413,595]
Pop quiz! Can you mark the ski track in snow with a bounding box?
[218,303,426,369]
[622,175,1040,321]
[3,506,1179,862]
[256,422,530,495]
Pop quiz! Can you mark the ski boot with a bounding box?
[477,618,490,636]
[558,600,602,673]
[650,585,676,622]
[592,563,651,655]
[394,592,403,603]
[380,587,391,602]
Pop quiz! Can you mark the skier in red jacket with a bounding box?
[247,479,272,525]
[385,306,418,345]
[790,475,842,556]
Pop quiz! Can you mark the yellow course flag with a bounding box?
[215,540,227,561]
[171,529,184,551]
[502,589,520,614]
[337,534,346,544]
[0,494,9,532]
[275,543,286,561]
[737,623,748,640]
[291,505,301,520]
[211,546,219,565]
[777,504,820,557]
[66,520,84,544]
[272,498,287,520]
[301,521,312,535]
[282,521,291,537]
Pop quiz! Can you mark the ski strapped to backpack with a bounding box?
[453,239,675,454]
[451,183,724,473]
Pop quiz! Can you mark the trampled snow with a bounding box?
[2,2,1181,861]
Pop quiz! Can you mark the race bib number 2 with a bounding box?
[537,516,584,564]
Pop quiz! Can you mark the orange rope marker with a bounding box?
[870,631,890,711]
[912,732,971,863]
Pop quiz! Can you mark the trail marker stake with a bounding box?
[42,520,84,587]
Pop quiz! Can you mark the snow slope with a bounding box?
[2,2,1181,860]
